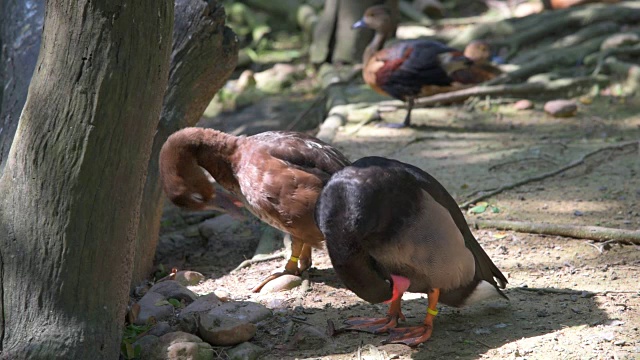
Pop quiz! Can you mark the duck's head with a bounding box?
[464,40,492,64]
[160,153,216,211]
[352,5,394,33]
[159,130,244,216]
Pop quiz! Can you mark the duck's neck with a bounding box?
[167,128,242,192]
[363,31,388,65]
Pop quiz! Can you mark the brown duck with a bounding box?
[160,127,351,292]
[353,5,496,128]
[315,156,508,346]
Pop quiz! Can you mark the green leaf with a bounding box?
[468,204,488,214]
[167,298,183,308]
[491,206,500,213]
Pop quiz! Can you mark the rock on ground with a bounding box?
[150,280,198,303]
[259,274,302,293]
[198,313,257,346]
[135,291,175,325]
[227,342,266,360]
[146,332,214,360]
[209,301,272,324]
[175,270,205,286]
[544,99,578,117]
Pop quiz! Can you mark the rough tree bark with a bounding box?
[0,0,45,174]
[131,0,238,285]
[0,0,238,286]
[310,0,395,64]
[0,0,173,358]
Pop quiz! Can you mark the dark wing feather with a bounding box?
[356,156,508,292]
[378,40,456,100]
[249,131,351,183]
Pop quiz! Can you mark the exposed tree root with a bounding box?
[377,76,608,110]
[450,2,640,50]
[472,220,640,244]
[232,252,286,272]
[514,287,639,297]
[460,140,639,209]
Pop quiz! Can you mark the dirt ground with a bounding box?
[157,90,640,359]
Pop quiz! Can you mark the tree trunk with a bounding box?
[0,0,45,174]
[310,0,390,64]
[130,0,239,285]
[0,0,173,358]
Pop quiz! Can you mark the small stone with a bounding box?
[149,280,198,303]
[148,321,172,337]
[199,214,242,239]
[227,342,266,360]
[180,293,223,318]
[574,210,584,216]
[536,310,549,318]
[544,100,577,118]
[513,99,534,110]
[175,271,205,286]
[134,282,152,298]
[209,301,272,324]
[132,334,159,357]
[265,298,287,309]
[606,320,625,327]
[571,307,582,314]
[493,323,509,329]
[513,2,543,17]
[149,332,214,360]
[600,332,615,342]
[213,289,231,302]
[198,313,257,346]
[473,327,492,335]
[135,291,174,325]
[259,274,302,293]
[614,340,626,346]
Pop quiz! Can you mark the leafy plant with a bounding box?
[121,323,152,360]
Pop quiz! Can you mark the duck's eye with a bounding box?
[191,193,204,203]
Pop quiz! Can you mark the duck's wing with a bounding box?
[250,131,351,183]
[377,41,458,99]
[399,160,508,291]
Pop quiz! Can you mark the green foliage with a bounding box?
[468,201,500,214]
[121,323,152,360]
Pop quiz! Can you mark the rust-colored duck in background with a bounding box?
[159,127,351,292]
[353,5,495,128]
[316,156,508,346]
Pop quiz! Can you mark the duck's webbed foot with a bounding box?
[383,324,433,346]
[342,312,404,334]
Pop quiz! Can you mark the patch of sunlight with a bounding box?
[498,198,617,215]
[396,25,436,39]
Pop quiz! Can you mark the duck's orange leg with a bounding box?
[384,288,440,347]
[298,244,313,273]
[252,236,303,292]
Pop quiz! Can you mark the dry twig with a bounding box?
[232,252,285,272]
[515,287,639,297]
[377,76,607,110]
